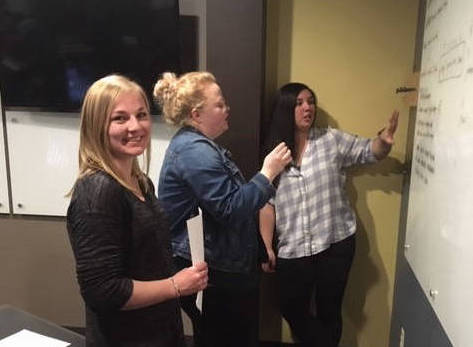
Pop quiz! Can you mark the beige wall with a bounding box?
[0,216,84,326]
[263,1,419,346]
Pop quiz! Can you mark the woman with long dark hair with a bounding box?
[260,82,398,347]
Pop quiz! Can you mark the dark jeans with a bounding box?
[173,257,260,347]
[276,234,356,347]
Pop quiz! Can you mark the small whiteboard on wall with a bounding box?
[404,0,473,345]
[6,111,80,216]
[0,100,10,214]
[6,111,175,216]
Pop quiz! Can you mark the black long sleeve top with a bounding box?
[67,171,184,347]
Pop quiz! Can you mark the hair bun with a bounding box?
[153,72,177,105]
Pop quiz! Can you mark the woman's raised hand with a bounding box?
[379,110,399,145]
[260,142,292,183]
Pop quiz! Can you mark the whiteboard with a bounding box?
[405,0,473,346]
[0,98,10,214]
[6,111,81,216]
[6,111,175,216]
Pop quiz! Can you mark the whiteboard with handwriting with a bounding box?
[404,0,473,345]
[6,111,175,216]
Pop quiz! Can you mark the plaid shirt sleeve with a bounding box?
[330,127,378,168]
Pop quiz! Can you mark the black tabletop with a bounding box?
[0,305,85,346]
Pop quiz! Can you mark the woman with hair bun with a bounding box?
[154,71,292,347]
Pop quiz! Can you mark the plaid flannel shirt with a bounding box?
[271,127,377,259]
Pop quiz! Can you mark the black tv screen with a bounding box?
[0,0,181,112]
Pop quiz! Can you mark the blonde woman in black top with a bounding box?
[67,75,208,347]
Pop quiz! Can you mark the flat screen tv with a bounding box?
[0,0,182,112]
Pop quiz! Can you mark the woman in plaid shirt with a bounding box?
[260,82,398,347]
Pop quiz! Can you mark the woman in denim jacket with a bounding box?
[153,71,291,347]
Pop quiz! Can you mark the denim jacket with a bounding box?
[158,127,274,274]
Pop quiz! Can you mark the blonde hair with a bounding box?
[71,74,151,194]
[153,71,216,126]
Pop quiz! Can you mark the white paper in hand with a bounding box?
[186,208,204,312]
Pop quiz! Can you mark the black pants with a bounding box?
[276,234,356,347]
[173,257,260,347]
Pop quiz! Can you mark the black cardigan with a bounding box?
[67,171,184,347]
